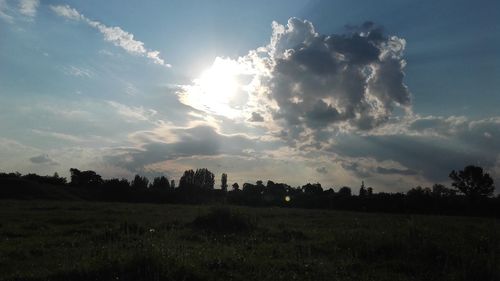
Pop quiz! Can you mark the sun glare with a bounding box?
[181,57,246,118]
[198,61,239,101]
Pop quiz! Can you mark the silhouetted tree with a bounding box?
[431,183,456,198]
[242,183,257,192]
[359,181,367,197]
[69,168,103,187]
[367,187,373,196]
[407,186,431,197]
[104,178,130,190]
[22,172,67,186]
[302,183,323,195]
[194,168,215,189]
[131,175,149,189]
[265,180,288,202]
[449,165,495,200]
[179,170,195,189]
[170,180,176,189]
[221,173,228,192]
[232,182,240,191]
[338,186,352,197]
[179,168,215,189]
[150,176,170,189]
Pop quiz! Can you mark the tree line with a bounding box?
[0,165,497,217]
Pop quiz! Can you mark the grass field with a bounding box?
[0,200,499,281]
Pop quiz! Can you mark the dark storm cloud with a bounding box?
[29,154,58,165]
[264,18,410,142]
[331,117,500,181]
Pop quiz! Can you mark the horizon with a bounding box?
[1,0,499,194]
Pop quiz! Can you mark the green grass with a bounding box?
[0,200,499,281]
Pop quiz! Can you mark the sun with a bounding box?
[197,60,239,102]
[180,57,246,118]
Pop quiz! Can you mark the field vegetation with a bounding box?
[1,200,499,281]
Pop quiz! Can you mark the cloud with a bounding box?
[107,101,157,122]
[316,166,328,174]
[50,5,171,67]
[263,18,410,140]
[50,4,82,21]
[62,65,94,78]
[331,116,500,182]
[248,112,264,122]
[104,125,281,172]
[1,0,39,22]
[177,18,410,148]
[32,129,83,143]
[376,167,417,175]
[30,154,58,165]
[18,0,39,18]
[0,0,13,22]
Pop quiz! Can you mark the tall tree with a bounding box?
[449,165,495,200]
[221,173,228,192]
[359,181,367,197]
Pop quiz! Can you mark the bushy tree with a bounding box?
[179,170,195,189]
[150,176,170,190]
[194,168,215,189]
[431,183,456,198]
[104,178,130,190]
[337,186,352,197]
[366,187,373,196]
[407,186,431,197]
[179,168,215,189]
[131,175,149,189]
[449,165,495,200]
[302,183,323,195]
[69,168,103,187]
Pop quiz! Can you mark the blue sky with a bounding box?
[1,0,499,192]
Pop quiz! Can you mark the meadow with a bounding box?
[0,200,499,281]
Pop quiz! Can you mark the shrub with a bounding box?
[191,207,255,233]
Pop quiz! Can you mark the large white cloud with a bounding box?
[263,19,411,139]
[50,5,170,67]
[179,18,411,147]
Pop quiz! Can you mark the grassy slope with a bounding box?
[0,200,499,281]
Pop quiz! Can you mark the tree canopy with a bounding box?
[449,165,495,200]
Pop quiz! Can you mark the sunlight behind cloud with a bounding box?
[179,57,252,119]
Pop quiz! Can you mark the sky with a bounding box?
[1,0,499,192]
